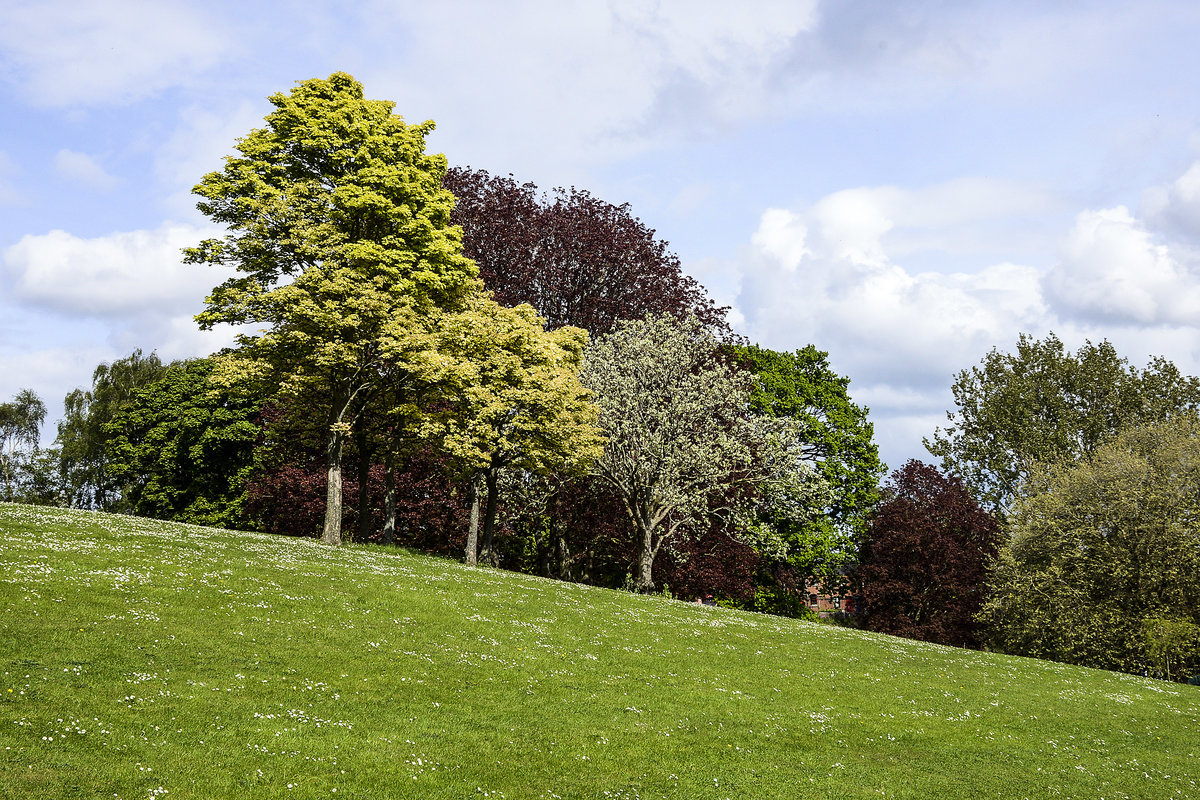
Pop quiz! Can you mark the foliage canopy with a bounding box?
[980,418,1200,676]
[925,332,1200,515]
[185,72,478,546]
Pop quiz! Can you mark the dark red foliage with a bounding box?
[656,525,760,605]
[444,166,728,336]
[857,460,1000,648]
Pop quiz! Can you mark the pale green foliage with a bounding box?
[185,73,478,545]
[582,314,828,591]
[422,294,604,564]
[981,418,1200,675]
[427,294,603,475]
[0,389,47,502]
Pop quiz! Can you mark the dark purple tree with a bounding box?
[444,167,727,336]
[857,460,1000,648]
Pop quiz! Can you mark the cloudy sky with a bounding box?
[4,0,1200,471]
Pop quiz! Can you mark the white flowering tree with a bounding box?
[581,314,829,593]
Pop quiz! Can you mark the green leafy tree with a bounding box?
[980,419,1200,675]
[926,332,1200,516]
[1141,618,1200,682]
[55,349,167,509]
[735,344,884,581]
[102,358,261,528]
[582,314,827,593]
[0,389,47,502]
[424,294,604,566]
[186,72,478,546]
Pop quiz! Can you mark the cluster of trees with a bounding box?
[10,72,1196,682]
[4,73,881,620]
[854,333,1200,679]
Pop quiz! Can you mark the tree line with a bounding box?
[4,73,1198,681]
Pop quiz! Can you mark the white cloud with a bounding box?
[53,149,118,190]
[361,0,819,177]
[1143,160,1200,240]
[0,0,228,107]
[1046,206,1200,325]
[2,221,230,317]
[730,167,1200,469]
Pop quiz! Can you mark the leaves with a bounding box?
[981,418,1200,675]
[926,332,1200,516]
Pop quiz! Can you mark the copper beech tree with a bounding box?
[857,461,1000,648]
[444,167,726,336]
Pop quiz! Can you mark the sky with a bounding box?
[5,0,1200,472]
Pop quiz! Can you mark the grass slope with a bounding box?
[1,503,1197,799]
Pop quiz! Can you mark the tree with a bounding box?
[0,389,47,502]
[980,419,1200,675]
[735,344,884,580]
[856,461,1000,647]
[186,72,478,546]
[424,294,604,566]
[581,313,826,593]
[444,167,726,336]
[1142,618,1199,682]
[56,349,166,509]
[926,332,1200,516]
[102,357,261,528]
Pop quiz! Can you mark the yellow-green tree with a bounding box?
[186,73,477,546]
[425,294,604,566]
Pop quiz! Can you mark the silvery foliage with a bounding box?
[582,313,831,558]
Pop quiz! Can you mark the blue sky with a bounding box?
[5,0,1200,472]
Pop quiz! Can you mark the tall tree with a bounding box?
[424,294,604,566]
[444,167,726,336]
[56,349,166,509]
[581,314,827,593]
[926,332,1200,516]
[186,72,478,546]
[735,344,884,580]
[102,357,261,528]
[980,419,1200,676]
[0,389,47,502]
[857,461,1000,648]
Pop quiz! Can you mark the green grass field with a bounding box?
[1,502,1197,799]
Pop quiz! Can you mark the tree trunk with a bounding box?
[465,470,483,565]
[479,465,500,567]
[321,426,345,546]
[634,509,655,593]
[381,457,396,547]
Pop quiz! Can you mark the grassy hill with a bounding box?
[1,503,1197,799]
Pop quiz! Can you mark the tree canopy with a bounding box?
[735,343,883,580]
[424,294,604,566]
[0,389,47,503]
[186,72,478,546]
[582,314,827,593]
[56,349,167,510]
[857,461,1000,648]
[444,166,726,336]
[103,358,261,528]
[925,332,1200,515]
[980,419,1200,676]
